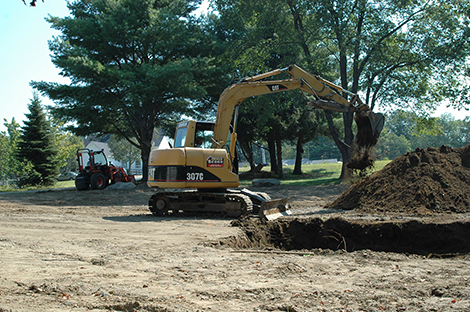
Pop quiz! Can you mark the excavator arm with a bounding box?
[212,65,385,169]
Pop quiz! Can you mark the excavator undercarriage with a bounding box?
[149,188,291,220]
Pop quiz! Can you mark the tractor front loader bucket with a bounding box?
[259,198,292,221]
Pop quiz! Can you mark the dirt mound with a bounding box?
[327,144,470,214]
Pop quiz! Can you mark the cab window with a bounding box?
[174,127,187,148]
[195,129,214,148]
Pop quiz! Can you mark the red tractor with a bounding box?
[75,149,135,190]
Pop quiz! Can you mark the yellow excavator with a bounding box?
[147,65,384,220]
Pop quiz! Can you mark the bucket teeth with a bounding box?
[259,198,292,221]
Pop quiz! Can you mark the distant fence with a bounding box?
[283,158,339,166]
[129,169,143,175]
[240,158,339,168]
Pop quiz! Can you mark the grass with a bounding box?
[0,180,75,192]
[0,160,392,191]
[239,159,391,186]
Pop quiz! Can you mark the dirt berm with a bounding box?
[327,143,470,214]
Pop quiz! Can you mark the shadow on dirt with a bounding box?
[0,188,153,208]
[103,214,231,223]
[103,214,166,222]
[222,217,470,257]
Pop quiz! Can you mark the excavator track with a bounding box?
[148,188,291,220]
[148,189,253,217]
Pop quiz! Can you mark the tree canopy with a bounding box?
[213,0,470,178]
[32,0,228,181]
[31,0,470,181]
[376,110,470,159]
[0,118,26,186]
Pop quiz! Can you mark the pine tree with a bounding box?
[17,93,59,186]
[32,0,228,182]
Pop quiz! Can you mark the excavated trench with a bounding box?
[223,217,470,256]
[223,144,470,257]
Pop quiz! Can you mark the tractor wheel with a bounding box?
[90,173,107,190]
[75,175,89,191]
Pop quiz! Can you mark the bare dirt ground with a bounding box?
[1,183,469,312]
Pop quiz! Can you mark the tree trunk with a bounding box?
[336,42,354,180]
[324,111,351,180]
[293,136,304,175]
[138,125,155,183]
[140,144,150,182]
[267,138,277,174]
[239,139,256,171]
[276,137,284,179]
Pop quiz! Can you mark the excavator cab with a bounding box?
[174,121,215,149]
[148,120,240,190]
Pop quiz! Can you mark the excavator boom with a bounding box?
[213,65,384,154]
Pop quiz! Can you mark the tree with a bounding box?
[375,111,470,159]
[309,0,469,178]
[108,135,141,173]
[17,93,59,186]
[1,119,40,187]
[237,92,319,178]
[287,108,327,175]
[32,0,228,182]
[0,119,24,186]
[214,0,333,177]
[375,132,411,159]
[236,105,265,172]
[215,0,470,179]
[410,114,470,149]
[237,96,285,177]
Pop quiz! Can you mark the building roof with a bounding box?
[85,141,113,158]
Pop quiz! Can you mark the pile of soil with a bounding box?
[327,144,470,215]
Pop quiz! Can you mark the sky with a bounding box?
[1,0,71,132]
[0,0,468,134]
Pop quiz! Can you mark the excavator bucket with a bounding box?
[259,198,292,221]
[354,110,385,148]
